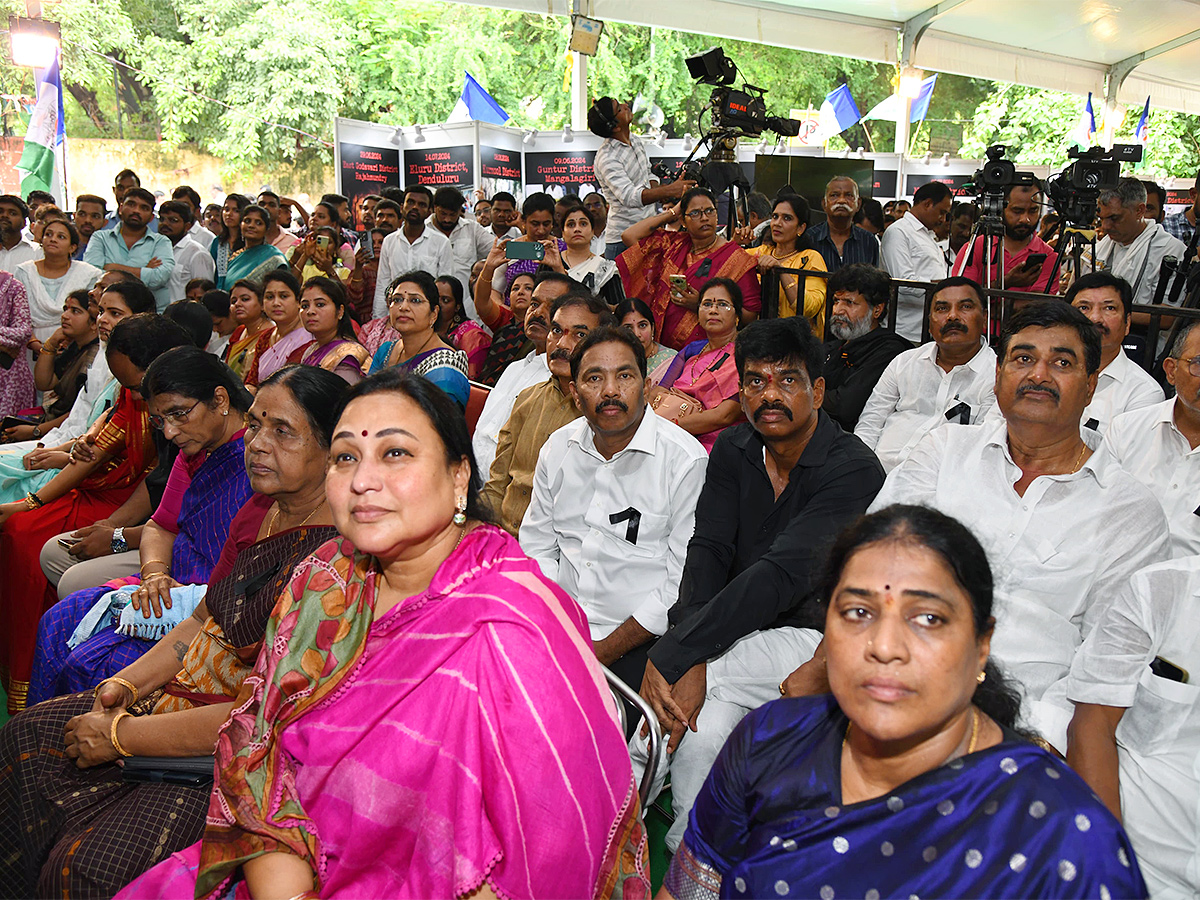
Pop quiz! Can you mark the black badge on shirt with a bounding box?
[944,401,971,425]
[610,507,642,544]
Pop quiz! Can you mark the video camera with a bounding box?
[1045,143,1143,226]
[685,47,801,141]
[969,145,1039,218]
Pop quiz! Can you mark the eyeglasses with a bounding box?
[684,207,718,220]
[387,293,428,307]
[698,299,734,311]
[150,399,202,430]
[1175,355,1200,377]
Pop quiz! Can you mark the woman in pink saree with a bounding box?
[118,369,648,900]
[646,277,746,452]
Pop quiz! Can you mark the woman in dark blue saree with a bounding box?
[662,504,1146,900]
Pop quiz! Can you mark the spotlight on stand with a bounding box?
[654,132,666,149]
[941,152,950,167]
[682,133,694,153]
[562,126,574,143]
[390,127,403,146]
[413,125,426,144]
[523,130,537,145]
[840,148,850,159]
[922,151,932,164]
[7,16,60,68]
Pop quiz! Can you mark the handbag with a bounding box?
[650,388,705,424]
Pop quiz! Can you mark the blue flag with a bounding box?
[818,83,861,139]
[446,72,510,126]
[909,74,938,123]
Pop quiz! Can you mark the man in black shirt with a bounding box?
[821,263,912,430]
[634,317,885,852]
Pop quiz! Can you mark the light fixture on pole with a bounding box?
[562,126,574,143]
[941,151,950,167]
[856,148,867,159]
[412,125,425,144]
[390,127,403,146]
[523,130,537,145]
[898,66,924,100]
[8,16,60,68]
[682,133,694,153]
[654,131,666,149]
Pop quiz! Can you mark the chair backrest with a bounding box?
[465,381,490,436]
[602,664,664,811]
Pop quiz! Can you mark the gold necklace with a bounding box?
[267,500,324,538]
[1069,441,1087,474]
[843,708,980,756]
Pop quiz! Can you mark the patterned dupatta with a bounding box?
[84,388,155,490]
[299,338,370,375]
[196,525,648,899]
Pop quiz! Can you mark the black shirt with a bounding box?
[821,327,913,431]
[648,412,885,683]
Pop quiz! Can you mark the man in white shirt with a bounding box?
[1067,271,1163,434]
[372,184,453,318]
[521,325,707,708]
[1091,178,1187,354]
[157,200,216,306]
[170,186,215,251]
[856,276,996,472]
[0,195,39,273]
[1106,319,1200,559]
[871,300,1169,752]
[430,186,493,322]
[589,96,693,259]
[472,273,570,477]
[1067,557,1200,899]
[485,192,522,243]
[880,181,953,341]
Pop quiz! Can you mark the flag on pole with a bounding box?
[16,49,64,200]
[1133,97,1150,144]
[815,84,861,143]
[862,75,937,123]
[1069,92,1098,148]
[446,72,510,126]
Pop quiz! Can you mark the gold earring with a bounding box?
[977,670,987,684]
[453,496,467,526]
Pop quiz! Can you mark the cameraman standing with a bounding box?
[589,97,694,260]
[952,184,1059,294]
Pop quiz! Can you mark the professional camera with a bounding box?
[1044,143,1143,226]
[685,46,801,142]
[969,144,1038,218]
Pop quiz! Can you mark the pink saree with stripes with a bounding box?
[117,525,648,899]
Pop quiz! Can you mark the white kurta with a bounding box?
[13,259,103,341]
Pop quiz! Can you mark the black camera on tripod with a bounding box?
[684,46,801,141]
[1045,143,1143,226]
[969,145,1039,218]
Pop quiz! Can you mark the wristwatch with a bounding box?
[111,526,128,555]
[31,424,41,439]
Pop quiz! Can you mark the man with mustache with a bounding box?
[870,300,1169,752]
[1069,271,1162,435]
[483,292,614,535]
[472,271,573,477]
[820,263,912,430]
[952,183,1058,294]
[856,276,997,472]
[633,317,884,853]
[0,195,38,274]
[807,176,881,273]
[520,326,707,719]
[82,188,175,312]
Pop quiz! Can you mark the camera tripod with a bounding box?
[953,198,1010,329]
[674,129,752,240]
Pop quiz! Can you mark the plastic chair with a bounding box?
[602,664,664,811]
[465,381,490,437]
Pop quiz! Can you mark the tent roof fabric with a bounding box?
[449,0,1200,115]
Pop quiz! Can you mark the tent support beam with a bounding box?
[895,0,969,154]
[1104,27,1200,109]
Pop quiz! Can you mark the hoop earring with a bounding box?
[453,496,467,526]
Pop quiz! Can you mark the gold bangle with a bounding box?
[94,676,139,706]
[110,710,133,758]
[139,559,169,572]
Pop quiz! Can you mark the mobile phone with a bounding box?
[1150,655,1189,684]
[1,415,37,430]
[505,241,545,261]
[668,274,688,292]
[316,235,331,250]
[360,232,374,260]
[1023,253,1048,269]
[57,536,80,549]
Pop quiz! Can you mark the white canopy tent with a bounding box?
[445,0,1200,117]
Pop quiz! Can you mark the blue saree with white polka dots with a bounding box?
[666,695,1146,900]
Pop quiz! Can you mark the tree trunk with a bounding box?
[65,83,110,132]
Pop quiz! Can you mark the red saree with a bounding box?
[0,388,156,712]
[617,231,761,350]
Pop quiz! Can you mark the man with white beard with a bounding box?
[819,263,912,430]
[806,176,881,273]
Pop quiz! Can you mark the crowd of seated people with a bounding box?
[0,160,1196,900]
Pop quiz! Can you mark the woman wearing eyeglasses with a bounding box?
[646,277,746,452]
[618,186,761,351]
[26,346,255,705]
[367,271,470,409]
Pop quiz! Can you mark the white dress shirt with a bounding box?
[1092,223,1187,355]
[167,235,218,305]
[1080,350,1163,435]
[472,351,549,479]
[372,226,454,317]
[855,341,996,472]
[188,221,215,251]
[870,419,1170,751]
[0,240,40,274]
[520,410,708,639]
[430,217,494,322]
[1067,556,1200,900]
[593,135,657,244]
[1106,397,1200,559]
[879,211,948,341]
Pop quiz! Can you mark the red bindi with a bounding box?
[362,430,369,437]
